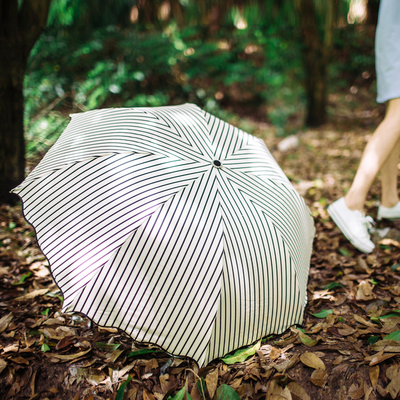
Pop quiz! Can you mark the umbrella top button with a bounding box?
[212,160,222,168]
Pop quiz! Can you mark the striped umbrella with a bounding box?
[13,103,314,366]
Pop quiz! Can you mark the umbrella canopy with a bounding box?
[13,103,314,366]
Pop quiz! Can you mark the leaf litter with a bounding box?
[1,109,400,399]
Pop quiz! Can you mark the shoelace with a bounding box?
[359,215,375,238]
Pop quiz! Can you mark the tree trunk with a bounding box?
[0,0,51,204]
[295,0,334,127]
[366,0,379,26]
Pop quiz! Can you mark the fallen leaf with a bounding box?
[118,362,136,379]
[221,341,260,364]
[273,354,299,372]
[49,348,91,361]
[287,382,310,400]
[265,380,291,400]
[353,314,376,328]
[356,281,374,301]
[55,336,75,350]
[369,365,379,388]
[14,288,49,301]
[297,330,318,346]
[9,356,29,365]
[269,347,281,361]
[2,344,19,353]
[379,238,400,247]
[310,309,333,319]
[369,353,398,366]
[387,376,400,399]
[386,364,400,380]
[299,352,325,370]
[371,340,400,353]
[0,313,13,334]
[215,384,241,400]
[0,359,7,374]
[348,379,364,399]
[205,368,218,399]
[30,369,38,398]
[144,358,158,373]
[310,369,326,387]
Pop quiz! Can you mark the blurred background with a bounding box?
[6,0,382,170]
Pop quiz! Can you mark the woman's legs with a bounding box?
[345,97,400,211]
[380,138,400,208]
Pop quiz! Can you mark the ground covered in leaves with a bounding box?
[2,101,400,399]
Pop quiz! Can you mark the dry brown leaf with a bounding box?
[229,378,243,390]
[369,365,379,388]
[159,374,170,394]
[379,238,400,247]
[145,358,158,373]
[55,336,75,351]
[30,369,38,398]
[273,354,299,373]
[353,314,375,328]
[107,349,124,363]
[376,384,389,398]
[356,281,374,301]
[2,344,19,353]
[126,388,138,400]
[205,368,218,399]
[337,327,357,336]
[369,353,398,366]
[42,318,65,326]
[265,380,292,400]
[14,288,49,301]
[310,369,327,387]
[81,368,106,386]
[0,359,7,374]
[9,356,29,365]
[371,340,400,353]
[386,374,400,399]
[333,355,343,365]
[386,364,400,380]
[299,352,325,370]
[118,362,136,379]
[270,347,281,361]
[143,389,155,400]
[348,379,364,399]
[49,348,91,361]
[287,382,310,400]
[0,313,13,334]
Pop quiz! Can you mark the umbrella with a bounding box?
[13,103,314,366]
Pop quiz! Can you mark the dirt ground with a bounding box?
[1,98,400,400]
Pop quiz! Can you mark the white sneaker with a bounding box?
[327,197,375,253]
[377,202,400,220]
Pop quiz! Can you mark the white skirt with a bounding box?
[375,0,400,103]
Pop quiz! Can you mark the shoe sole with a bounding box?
[328,204,374,253]
[377,215,400,221]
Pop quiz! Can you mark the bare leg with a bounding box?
[381,139,400,208]
[345,97,400,211]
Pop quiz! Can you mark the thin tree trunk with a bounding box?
[0,0,51,204]
[295,0,334,127]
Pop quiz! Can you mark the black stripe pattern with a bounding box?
[13,104,315,366]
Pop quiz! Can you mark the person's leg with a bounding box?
[345,97,400,211]
[380,138,400,208]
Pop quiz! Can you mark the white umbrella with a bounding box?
[13,103,314,366]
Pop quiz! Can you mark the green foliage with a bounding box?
[310,309,333,319]
[214,385,241,400]
[221,340,260,364]
[23,1,370,161]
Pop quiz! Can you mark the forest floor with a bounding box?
[1,95,400,400]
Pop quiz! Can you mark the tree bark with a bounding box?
[0,0,51,204]
[295,0,334,127]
